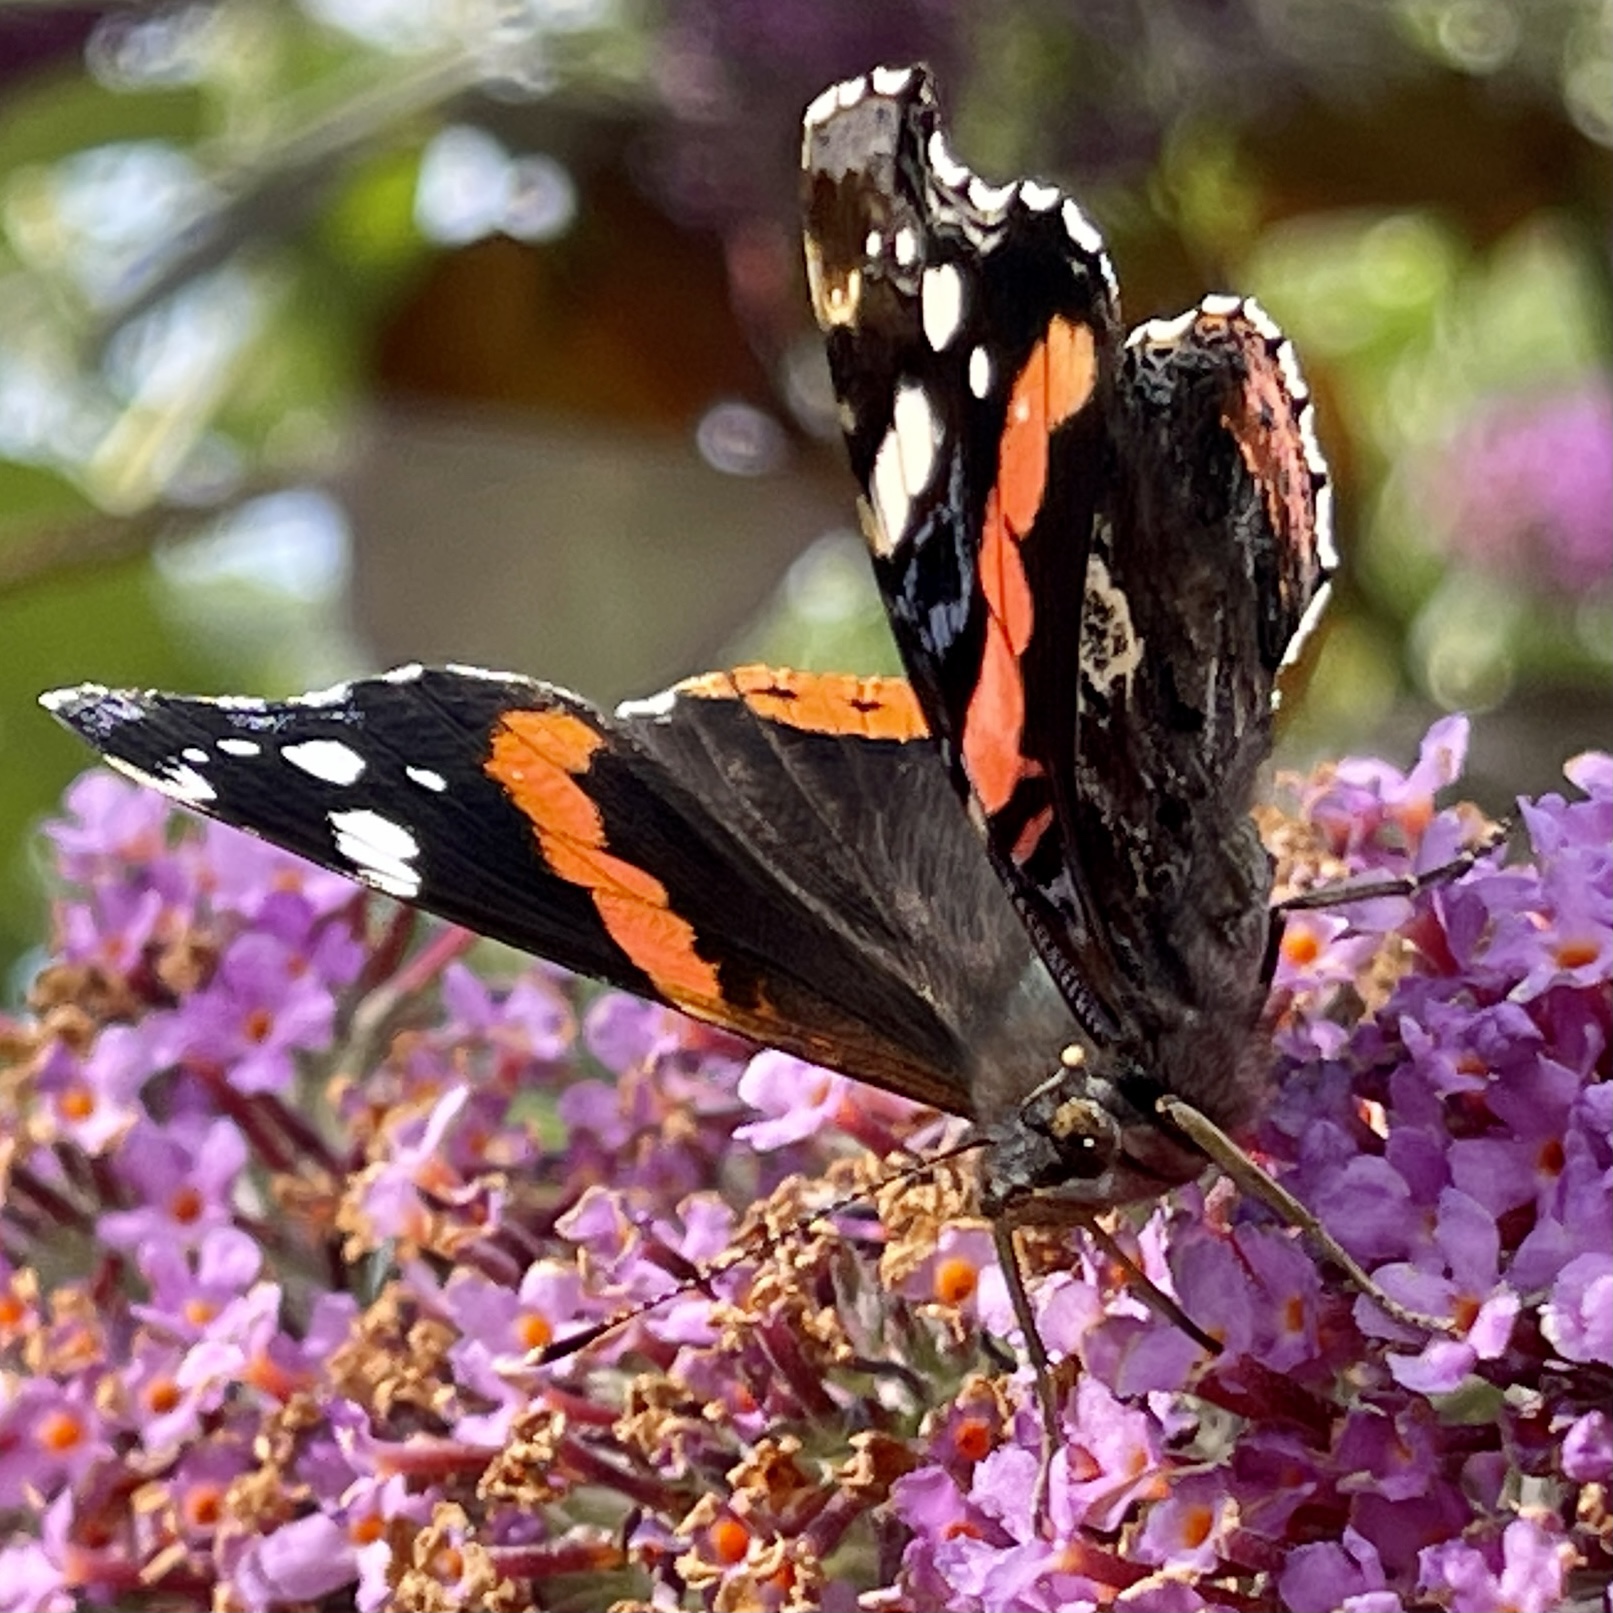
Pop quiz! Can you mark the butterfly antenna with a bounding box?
[1155,1092,1456,1335]
[538,1135,991,1367]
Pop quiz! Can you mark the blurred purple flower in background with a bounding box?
[0,727,1607,1610]
[1426,380,1613,595]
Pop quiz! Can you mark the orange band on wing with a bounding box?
[960,318,1097,824]
[965,615,1026,814]
[963,492,1031,813]
[1044,317,1098,435]
[1220,327,1315,572]
[997,317,1097,533]
[486,710,722,1003]
[679,665,927,742]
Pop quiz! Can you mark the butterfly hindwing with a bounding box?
[1076,303,1333,1046]
[44,664,1073,1116]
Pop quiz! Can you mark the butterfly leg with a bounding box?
[1074,1215,1222,1358]
[991,1219,1062,1532]
[992,1206,1224,1532]
[1155,1093,1457,1336]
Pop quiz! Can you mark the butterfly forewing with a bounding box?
[803,66,1135,1043]
[44,664,1075,1116]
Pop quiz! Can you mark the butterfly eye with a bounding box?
[979,1088,1122,1215]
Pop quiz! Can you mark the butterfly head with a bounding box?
[976,1073,1121,1216]
[975,1040,1226,1219]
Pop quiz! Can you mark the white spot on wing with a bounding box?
[921,263,965,350]
[870,442,907,558]
[926,131,969,188]
[283,738,367,786]
[445,663,524,683]
[893,226,919,267]
[39,684,106,714]
[405,766,447,793]
[1060,199,1105,257]
[870,65,913,96]
[869,383,939,555]
[1020,179,1060,211]
[1315,483,1338,570]
[1244,297,1282,340]
[161,763,217,805]
[1276,341,1309,402]
[1299,410,1327,477]
[382,663,425,683]
[835,75,867,110]
[968,346,992,399]
[1280,581,1334,674]
[217,737,261,757]
[967,175,1016,213]
[291,681,352,709]
[803,83,840,129]
[1201,292,1241,317]
[1130,309,1197,347]
[328,808,421,899]
[616,686,678,720]
[864,228,883,259]
[182,747,208,765]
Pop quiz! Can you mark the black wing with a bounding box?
[43,663,1075,1116]
[1072,302,1333,1110]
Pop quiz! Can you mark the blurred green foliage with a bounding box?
[0,0,1608,986]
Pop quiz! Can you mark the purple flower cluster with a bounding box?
[1423,380,1613,596]
[0,721,1606,1611]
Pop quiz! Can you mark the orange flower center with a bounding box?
[707,1516,750,1565]
[933,1255,979,1306]
[58,1085,97,1123]
[953,1416,993,1462]
[516,1312,553,1351]
[1181,1503,1215,1548]
[145,1377,181,1415]
[36,1409,86,1454]
[185,1485,223,1528]
[349,1513,386,1546]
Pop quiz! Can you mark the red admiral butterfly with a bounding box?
[45,67,1391,1395]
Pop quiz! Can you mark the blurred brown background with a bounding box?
[1,0,1608,984]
